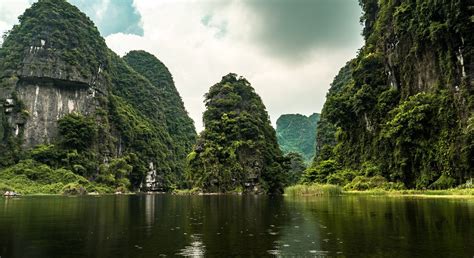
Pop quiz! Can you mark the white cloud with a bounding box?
[0,0,363,133]
[106,0,363,132]
[0,0,31,44]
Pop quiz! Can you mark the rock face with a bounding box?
[0,0,108,148]
[123,51,197,185]
[17,81,97,146]
[312,0,473,188]
[0,0,195,191]
[276,113,320,162]
[187,74,285,194]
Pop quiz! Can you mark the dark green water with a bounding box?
[0,195,472,257]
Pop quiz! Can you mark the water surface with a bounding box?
[0,194,472,257]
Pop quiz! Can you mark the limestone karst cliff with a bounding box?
[0,0,196,192]
[308,0,473,189]
[186,74,285,194]
[276,113,320,163]
[123,50,197,187]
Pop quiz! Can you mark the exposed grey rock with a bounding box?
[2,41,107,148]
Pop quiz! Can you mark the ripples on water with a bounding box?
[0,194,473,257]
[176,234,205,257]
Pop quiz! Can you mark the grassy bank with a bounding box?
[345,188,474,197]
[284,184,474,197]
[284,184,343,196]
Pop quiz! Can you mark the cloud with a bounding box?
[0,0,364,132]
[241,0,363,62]
[69,0,144,36]
[199,0,363,63]
[106,0,364,132]
[0,0,32,44]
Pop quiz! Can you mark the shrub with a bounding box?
[62,183,87,195]
[429,175,456,189]
[361,162,381,177]
[345,175,386,190]
[345,175,406,190]
[0,182,13,194]
[327,173,346,186]
[302,159,339,183]
[58,113,97,150]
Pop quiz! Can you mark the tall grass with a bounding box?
[285,184,474,197]
[346,188,474,196]
[285,184,342,197]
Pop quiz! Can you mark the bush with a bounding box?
[58,113,97,150]
[327,169,358,186]
[96,157,132,189]
[302,159,339,183]
[62,183,87,195]
[361,162,381,177]
[429,175,456,189]
[0,159,94,195]
[30,144,64,166]
[344,175,385,190]
[327,173,346,186]
[0,182,14,194]
[345,175,406,190]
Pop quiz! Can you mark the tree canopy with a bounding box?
[187,74,286,193]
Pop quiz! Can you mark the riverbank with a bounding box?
[345,188,474,198]
[284,184,474,198]
[3,183,474,198]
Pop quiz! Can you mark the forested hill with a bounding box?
[276,113,320,162]
[123,50,197,185]
[306,0,473,189]
[0,0,196,194]
[186,74,285,194]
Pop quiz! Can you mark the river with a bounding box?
[0,194,472,257]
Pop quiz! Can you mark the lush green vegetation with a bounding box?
[276,113,320,162]
[1,0,472,195]
[123,50,197,185]
[0,159,114,195]
[306,0,473,190]
[0,0,108,79]
[107,52,178,190]
[282,152,306,186]
[285,183,342,197]
[0,0,194,194]
[285,183,473,197]
[186,74,286,194]
[345,188,474,197]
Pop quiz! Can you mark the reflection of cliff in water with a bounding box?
[283,196,474,257]
[0,195,472,257]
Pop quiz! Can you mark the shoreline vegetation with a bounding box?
[2,184,473,198]
[284,184,474,198]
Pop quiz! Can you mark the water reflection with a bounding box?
[0,195,472,257]
[268,206,326,256]
[144,194,155,234]
[176,234,205,257]
[282,196,474,257]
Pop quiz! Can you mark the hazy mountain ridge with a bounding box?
[276,113,320,163]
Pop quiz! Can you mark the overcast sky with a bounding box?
[0,0,364,132]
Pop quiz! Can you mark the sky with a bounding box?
[0,0,364,132]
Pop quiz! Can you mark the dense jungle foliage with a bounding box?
[0,0,107,79]
[276,113,320,163]
[306,0,473,190]
[186,74,286,193]
[0,0,195,194]
[283,152,307,186]
[123,50,197,184]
